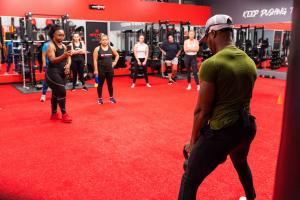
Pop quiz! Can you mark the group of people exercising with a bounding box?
[38,14,258,200]
[42,24,120,122]
[41,25,202,122]
[132,30,200,90]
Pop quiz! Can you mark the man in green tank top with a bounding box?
[178,15,257,200]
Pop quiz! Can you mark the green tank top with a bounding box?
[199,45,257,130]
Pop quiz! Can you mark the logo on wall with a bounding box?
[88,29,102,42]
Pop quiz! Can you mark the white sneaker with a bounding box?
[4,72,9,75]
[131,83,135,88]
[197,85,200,91]
[146,83,152,88]
[40,95,46,102]
[186,84,192,90]
[239,197,247,200]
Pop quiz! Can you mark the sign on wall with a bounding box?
[86,22,108,66]
[242,7,293,20]
[210,0,293,24]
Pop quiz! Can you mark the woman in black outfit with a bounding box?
[70,33,88,91]
[46,24,73,123]
[93,34,119,104]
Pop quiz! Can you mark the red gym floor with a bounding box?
[0,76,285,200]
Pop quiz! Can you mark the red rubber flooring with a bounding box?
[0,76,285,200]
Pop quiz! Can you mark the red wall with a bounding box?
[0,0,211,25]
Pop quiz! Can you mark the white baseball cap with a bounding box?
[200,14,234,42]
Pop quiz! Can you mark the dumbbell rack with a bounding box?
[270,50,281,70]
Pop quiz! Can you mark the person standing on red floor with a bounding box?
[46,24,73,123]
[178,15,257,200]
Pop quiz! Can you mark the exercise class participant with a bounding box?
[70,33,88,91]
[40,40,50,102]
[46,24,73,123]
[160,34,181,85]
[178,15,257,200]
[184,30,200,91]
[131,34,151,88]
[4,40,14,75]
[93,34,119,105]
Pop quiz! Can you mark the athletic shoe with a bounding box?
[171,76,177,82]
[110,97,117,104]
[82,86,88,92]
[131,83,135,88]
[50,113,60,120]
[239,197,247,200]
[4,72,8,75]
[71,87,76,92]
[146,83,152,88]
[98,98,104,105]
[40,95,46,102]
[168,80,173,85]
[186,84,192,90]
[62,113,72,123]
[197,85,200,91]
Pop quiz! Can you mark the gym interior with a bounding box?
[0,0,299,199]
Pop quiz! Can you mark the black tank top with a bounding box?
[48,42,67,71]
[98,46,113,72]
[72,42,85,61]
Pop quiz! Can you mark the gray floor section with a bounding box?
[154,70,287,81]
[13,82,95,94]
[257,69,287,80]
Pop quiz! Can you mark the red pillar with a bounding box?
[273,0,300,199]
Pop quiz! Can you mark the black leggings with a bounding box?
[184,55,199,85]
[97,71,114,98]
[46,70,67,114]
[133,58,149,84]
[71,59,85,87]
[178,117,256,200]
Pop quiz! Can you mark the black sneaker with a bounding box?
[109,97,117,104]
[98,98,103,104]
[71,87,76,92]
[82,86,89,92]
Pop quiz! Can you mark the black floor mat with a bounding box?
[13,82,95,94]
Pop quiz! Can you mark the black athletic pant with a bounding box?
[46,69,67,114]
[97,71,114,98]
[178,117,256,200]
[184,55,199,85]
[71,59,85,87]
[133,58,149,84]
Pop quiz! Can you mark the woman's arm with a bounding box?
[63,44,71,74]
[144,45,149,64]
[42,51,47,67]
[111,47,119,67]
[93,47,99,75]
[184,40,189,53]
[133,44,141,65]
[192,40,200,52]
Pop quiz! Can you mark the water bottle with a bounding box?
[94,75,99,87]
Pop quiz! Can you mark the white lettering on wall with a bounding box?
[243,10,260,18]
[243,7,293,19]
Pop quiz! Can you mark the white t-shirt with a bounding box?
[135,43,148,58]
[185,39,198,56]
